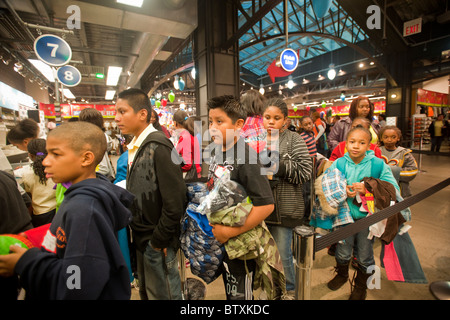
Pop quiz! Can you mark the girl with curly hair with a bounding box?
[21,138,57,227]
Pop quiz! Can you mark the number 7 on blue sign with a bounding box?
[34,34,72,67]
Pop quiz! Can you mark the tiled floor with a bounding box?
[119,141,450,300]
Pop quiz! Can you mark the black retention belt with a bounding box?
[314,177,450,252]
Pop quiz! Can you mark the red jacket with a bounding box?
[329,141,382,161]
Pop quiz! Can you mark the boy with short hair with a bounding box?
[115,88,187,300]
[0,122,134,299]
[79,107,116,181]
[206,95,278,300]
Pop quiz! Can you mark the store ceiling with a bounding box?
[0,0,448,106]
[0,0,197,103]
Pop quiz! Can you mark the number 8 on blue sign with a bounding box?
[57,65,82,87]
[34,34,72,67]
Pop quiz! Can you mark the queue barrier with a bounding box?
[293,177,450,300]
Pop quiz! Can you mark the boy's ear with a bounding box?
[235,118,245,130]
[138,109,148,122]
[80,150,96,167]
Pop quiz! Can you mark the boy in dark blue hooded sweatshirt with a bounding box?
[0,121,134,300]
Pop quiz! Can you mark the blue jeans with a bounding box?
[268,225,295,291]
[136,241,182,300]
[335,227,375,272]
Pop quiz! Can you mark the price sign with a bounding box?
[34,34,72,67]
[57,65,82,87]
[277,48,299,72]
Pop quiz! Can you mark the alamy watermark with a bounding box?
[66,265,81,290]
[367,265,381,290]
[66,5,81,30]
[65,4,384,31]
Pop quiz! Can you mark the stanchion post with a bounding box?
[310,157,316,218]
[178,249,187,299]
[418,135,427,173]
[293,225,315,300]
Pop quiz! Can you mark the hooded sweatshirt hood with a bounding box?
[63,175,133,231]
[15,175,135,300]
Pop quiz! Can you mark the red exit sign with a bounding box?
[403,18,422,37]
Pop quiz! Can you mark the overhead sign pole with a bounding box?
[34,34,75,123]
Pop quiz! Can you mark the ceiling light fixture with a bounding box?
[106,66,123,86]
[116,0,144,8]
[29,59,55,82]
[14,62,23,72]
[287,76,294,89]
[105,90,116,100]
[259,83,265,95]
[63,89,75,100]
[327,64,336,80]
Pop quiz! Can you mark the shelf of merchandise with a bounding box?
[0,106,19,130]
[410,114,432,149]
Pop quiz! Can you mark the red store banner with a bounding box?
[417,88,449,107]
[39,103,116,118]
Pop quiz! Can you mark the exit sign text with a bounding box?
[403,18,422,37]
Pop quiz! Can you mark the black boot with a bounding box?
[327,262,349,291]
[349,269,370,300]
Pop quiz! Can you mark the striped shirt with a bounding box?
[300,131,317,157]
[240,116,267,153]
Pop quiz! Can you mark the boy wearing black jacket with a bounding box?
[115,88,187,300]
[206,95,275,300]
[0,122,134,299]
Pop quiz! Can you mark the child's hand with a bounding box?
[352,182,366,194]
[346,185,356,198]
[210,224,238,244]
[0,245,27,277]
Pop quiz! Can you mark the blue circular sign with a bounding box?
[57,65,81,87]
[34,34,72,67]
[278,48,299,72]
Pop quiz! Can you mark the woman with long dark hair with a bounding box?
[327,96,380,152]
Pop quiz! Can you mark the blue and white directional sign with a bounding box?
[277,48,299,72]
[34,34,72,67]
[56,65,82,87]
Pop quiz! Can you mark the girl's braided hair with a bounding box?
[27,138,48,185]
